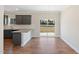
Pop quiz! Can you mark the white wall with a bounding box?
[0,6,4,54]
[61,6,79,53]
[4,11,60,37]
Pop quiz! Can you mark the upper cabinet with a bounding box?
[16,15,22,24]
[16,15,31,25]
[4,15,8,25]
[4,15,16,25]
[4,15,32,25]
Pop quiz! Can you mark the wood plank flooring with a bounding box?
[4,37,77,54]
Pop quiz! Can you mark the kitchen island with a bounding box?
[12,29,32,47]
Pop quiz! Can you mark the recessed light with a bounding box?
[16,8,19,11]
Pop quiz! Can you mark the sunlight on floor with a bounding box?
[40,32,55,37]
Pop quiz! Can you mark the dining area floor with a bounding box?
[4,37,77,54]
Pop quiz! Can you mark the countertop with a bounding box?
[12,29,32,33]
[4,25,33,33]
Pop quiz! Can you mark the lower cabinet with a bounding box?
[4,29,18,38]
[4,30,12,38]
[12,32,21,45]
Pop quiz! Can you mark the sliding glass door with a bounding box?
[40,17,55,37]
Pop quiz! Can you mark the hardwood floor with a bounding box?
[4,37,77,54]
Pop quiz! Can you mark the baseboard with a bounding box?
[60,36,79,54]
[32,37,40,39]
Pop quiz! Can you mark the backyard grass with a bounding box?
[40,26,55,32]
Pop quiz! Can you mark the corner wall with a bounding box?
[61,6,79,53]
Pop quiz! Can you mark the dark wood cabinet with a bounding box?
[12,32,21,45]
[4,15,8,25]
[16,15,22,24]
[16,15,31,25]
[4,30,12,38]
[4,29,18,38]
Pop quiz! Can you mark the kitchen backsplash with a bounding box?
[4,25,34,30]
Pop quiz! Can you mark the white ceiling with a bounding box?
[4,5,69,12]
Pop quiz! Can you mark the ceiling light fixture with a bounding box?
[16,8,19,11]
